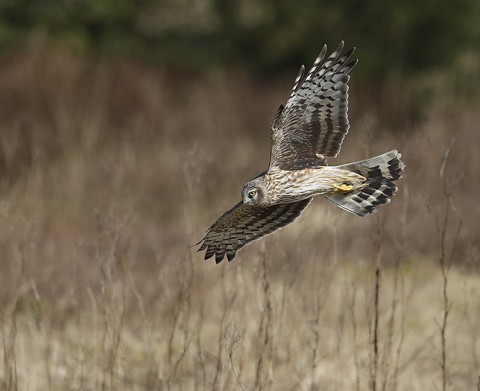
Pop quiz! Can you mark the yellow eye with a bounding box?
[248,190,256,198]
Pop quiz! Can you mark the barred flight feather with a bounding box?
[269,41,358,171]
[197,199,312,263]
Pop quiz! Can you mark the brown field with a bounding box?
[0,49,479,390]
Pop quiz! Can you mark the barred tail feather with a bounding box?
[325,150,405,216]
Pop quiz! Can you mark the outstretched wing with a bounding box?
[269,41,357,171]
[197,198,312,263]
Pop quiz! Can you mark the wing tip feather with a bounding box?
[197,199,312,264]
[335,40,345,54]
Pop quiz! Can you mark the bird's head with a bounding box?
[242,178,266,206]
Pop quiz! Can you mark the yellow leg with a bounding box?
[334,183,354,192]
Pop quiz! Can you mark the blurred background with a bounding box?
[0,1,479,390]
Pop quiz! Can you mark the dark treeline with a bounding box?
[0,0,478,79]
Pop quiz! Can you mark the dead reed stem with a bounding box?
[370,214,385,391]
[436,139,462,391]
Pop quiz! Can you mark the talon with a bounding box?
[334,183,354,192]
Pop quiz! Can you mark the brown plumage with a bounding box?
[197,41,405,263]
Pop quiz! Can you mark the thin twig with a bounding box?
[437,139,459,391]
[370,214,385,391]
[254,248,273,390]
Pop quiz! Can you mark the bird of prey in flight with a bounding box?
[197,42,405,263]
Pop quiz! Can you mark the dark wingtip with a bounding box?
[200,245,237,264]
[327,42,344,61]
[215,253,225,264]
[346,59,359,71]
[342,47,357,61]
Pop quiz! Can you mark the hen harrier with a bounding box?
[198,41,405,263]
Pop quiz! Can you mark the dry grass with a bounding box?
[0,49,479,390]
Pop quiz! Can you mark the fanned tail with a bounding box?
[325,150,405,216]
